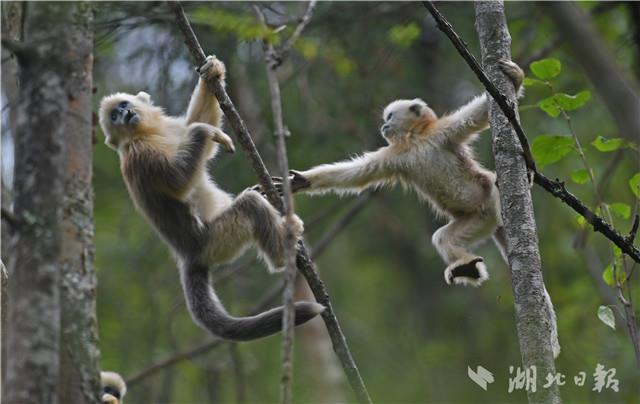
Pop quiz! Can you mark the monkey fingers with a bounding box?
[198,55,226,81]
[209,128,235,153]
[288,170,311,192]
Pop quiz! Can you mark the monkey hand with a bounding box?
[282,170,311,193]
[198,55,226,81]
[209,128,235,153]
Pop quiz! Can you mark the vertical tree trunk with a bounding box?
[5,3,70,402]
[474,2,561,403]
[5,3,101,402]
[58,3,101,403]
[1,1,24,390]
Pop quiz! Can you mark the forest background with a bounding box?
[1,1,639,403]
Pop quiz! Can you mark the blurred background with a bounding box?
[3,1,640,403]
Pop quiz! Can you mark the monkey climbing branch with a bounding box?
[423,1,640,265]
[168,3,372,403]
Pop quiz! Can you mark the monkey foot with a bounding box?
[444,257,488,287]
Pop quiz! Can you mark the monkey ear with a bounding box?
[409,103,422,116]
[136,91,152,104]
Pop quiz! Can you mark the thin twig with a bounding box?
[277,1,318,63]
[253,4,310,401]
[168,3,371,402]
[423,1,640,265]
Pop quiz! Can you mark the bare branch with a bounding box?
[253,4,301,401]
[422,1,640,265]
[277,1,318,62]
[167,3,371,402]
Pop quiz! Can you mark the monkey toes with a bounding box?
[444,257,488,287]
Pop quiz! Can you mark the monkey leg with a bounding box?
[432,213,497,287]
[212,190,302,273]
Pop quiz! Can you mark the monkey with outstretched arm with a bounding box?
[274,60,560,357]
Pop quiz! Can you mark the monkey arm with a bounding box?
[438,93,489,144]
[185,56,226,127]
[297,150,395,195]
[150,125,213,198]
[185,77,223,126]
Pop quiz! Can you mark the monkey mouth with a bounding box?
[124,110,139,125]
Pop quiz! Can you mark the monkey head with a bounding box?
[99,91,160,150]
[100,371,126,404]
[380,98,437,142]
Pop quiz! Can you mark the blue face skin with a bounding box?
[380,112,394,136]
[110,100,139,127]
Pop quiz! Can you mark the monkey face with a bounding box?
[99,92,155,150]
[109,100,140,128]
[380,98,437,142]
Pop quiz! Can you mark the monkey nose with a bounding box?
[381,124,390,133]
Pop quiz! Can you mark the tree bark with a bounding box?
[5,3,71,402]
[1,0,24,391]
[475,2,561,403]
[540,2,640,143]
[58,3,101,403]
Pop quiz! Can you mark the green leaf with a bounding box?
[602,264,615,286]
[523,77,548,88]
[388,23,421,48]
[576,214,587,227]
[531,135,574,168]
[629,173,640,199]
[570,169,590,184]
[537,96,561,117]
[597,305,616,330]
[530,58,562,80]
[591,136,625,152]
[553,91,591,111]
[609,203,631,220]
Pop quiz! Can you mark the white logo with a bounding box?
[468,365,495,391]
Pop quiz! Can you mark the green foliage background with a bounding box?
[91,2,639,402]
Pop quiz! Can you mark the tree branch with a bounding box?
[423,1,640,265]
[253,3,315,401]
[167,3,371,402]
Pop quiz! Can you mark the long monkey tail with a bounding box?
[493,226,561,358]
[181,260,325,342]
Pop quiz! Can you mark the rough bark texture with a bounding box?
[58,3,101,403]
[474,2,560,403]
[1,1,24,390]
[5,3,70,402]
[540,2,640,143]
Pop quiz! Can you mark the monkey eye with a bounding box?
[386,112,393,121]
[118,101,128,108]
[110,111,118,122]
